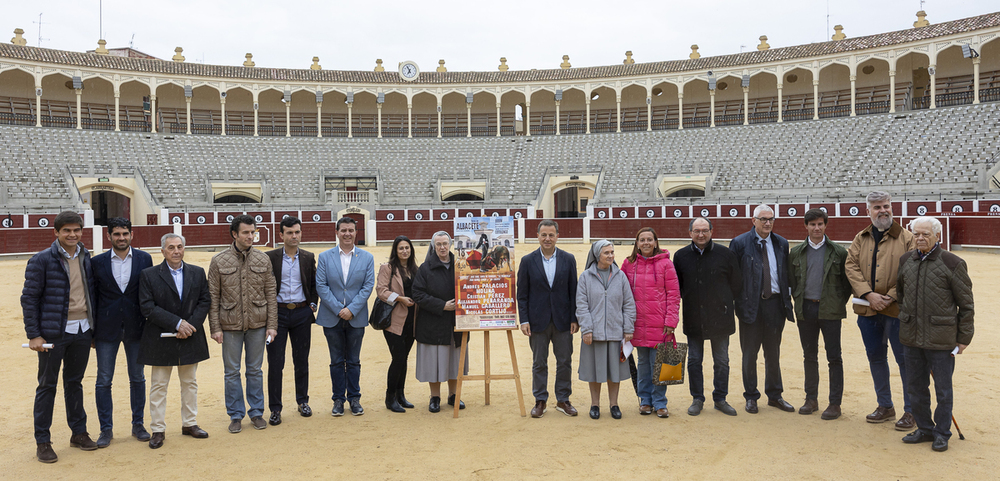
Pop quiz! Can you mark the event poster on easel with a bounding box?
[454,216,517,330]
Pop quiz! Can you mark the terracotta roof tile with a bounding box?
[1,12,997,84]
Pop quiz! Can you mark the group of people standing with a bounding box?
[21,190,974,464]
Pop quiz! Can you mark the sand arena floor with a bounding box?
[1,240,996,479]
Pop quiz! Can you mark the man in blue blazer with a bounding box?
[729,205,795,415]
[517,220,580,418]
[316,217,375,417]
[91,218,154,447]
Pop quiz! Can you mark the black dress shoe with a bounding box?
[396,390,414,409]
[181,425,209,439]
[610,406,622,420]
[589,406,600,419]
[269,411,282,426]
[768,398,795,412]
[36,442,57,463]
[96,430,112,448]
[385,390,405,413]
[132,424,151,442]
[902,430,934,444]
[298,403,313,417]
[932,435,949,452]
[447,394,466,409]
[745,399,759,414]
[429,396,441,413]
[148,432,164,449]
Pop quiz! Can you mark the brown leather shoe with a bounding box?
[866,405,896,423]
[799,398,819,415]
[556,401,578,416]
[148,432,164,449]
[639,404,653,415]
[768,397,795,412]
[745,399,758,414]
[36,443,57,463]
[69,433,97,451]
[895,412,915,431]
[530,400,547,418]
[181,425,209,439]
[821,404,841,420]
[656,408,669,418]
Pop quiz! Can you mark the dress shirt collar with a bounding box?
[58,242,81,259]
[339,245,355,257]
[917,243,939,261]
[169,262,184,275]
[283,248,299,260]
[112,247,133,261]
[808,236,826,250]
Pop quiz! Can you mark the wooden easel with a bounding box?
[452,327,526,418]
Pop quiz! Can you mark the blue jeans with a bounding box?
[222,328,266,420]
[323,321,365,402]
[95,339,146,432]
[635,346,668,409]
[687,336,730,403]
[857,314,910,412]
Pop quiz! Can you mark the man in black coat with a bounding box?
[265,217,318,425]
[730,205,796,414]
[91,217,154,447]
[138,233,212,449]
[673,217,742,417]
[517,220,579,418]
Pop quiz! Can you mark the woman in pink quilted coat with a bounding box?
[621,227,681,418]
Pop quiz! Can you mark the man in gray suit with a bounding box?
[316,218,375,417]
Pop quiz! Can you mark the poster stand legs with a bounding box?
[453,330,527,418]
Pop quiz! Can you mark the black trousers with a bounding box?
[266,306,313,412]
[740,296,785,401]
[383,319,415,393]
[798,301,844,404]
[904,345,955,439]
[34,328,92,443]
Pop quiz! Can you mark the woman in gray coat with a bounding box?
[576,239,636,420]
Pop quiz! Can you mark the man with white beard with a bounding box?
[845,192,915,431]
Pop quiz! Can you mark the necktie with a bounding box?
[760,240,771,299]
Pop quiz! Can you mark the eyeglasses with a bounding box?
[755,217,775,224]
[691,229,711,235]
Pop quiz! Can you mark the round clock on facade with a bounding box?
[399,61,420,81]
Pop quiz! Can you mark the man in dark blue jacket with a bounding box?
[729,205,795,414]
[517,220,579,418]
[91,217,154,447]
[22,211,99,463]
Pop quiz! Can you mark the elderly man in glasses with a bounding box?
[729,205,796,414]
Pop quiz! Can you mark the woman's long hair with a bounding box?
[388,235,418,279]
[626,227,663,263]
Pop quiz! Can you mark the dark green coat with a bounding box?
[897,247,974,350]
[788,236,851,321]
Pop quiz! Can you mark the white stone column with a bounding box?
[35,84,42,127]
[889,71,896,113]
[220,98,227,135]
[850,75,857,116]
[495,103,501,137]
[525,102,531,136]
[585,100,591,134]
[710,90,716,127]
[929,64,937,109]
[742,87,749,125]
[75,89,83,129]
[555,100,561,135]
[777,83,783,122]
[407,103,413,138]
[285,101,291,137]
[677,92,684,130]
[437,101,442,138]
[185,97,193,134]
[973,58,981,105]
[615,95,621,132]
[114,90,121,132]
[347,102,353,138]
[315,102,321,137]
[377,103,383,138]
[646,98,652,131]
[150,94,157,133]
[466,103,472,137]
[812,80,819,120]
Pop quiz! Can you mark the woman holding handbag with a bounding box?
[376,235,419,413]
[576,239,636,420]
[621,228,681,418]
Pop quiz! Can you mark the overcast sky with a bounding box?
[5,1,997,72]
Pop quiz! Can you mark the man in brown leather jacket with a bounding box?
[897,217,974,453]
[845,191,915,431]
[208,215,278,434]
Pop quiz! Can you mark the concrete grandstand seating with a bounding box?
[1,102,998,210]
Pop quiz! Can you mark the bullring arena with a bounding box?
[1,4,1000,479]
